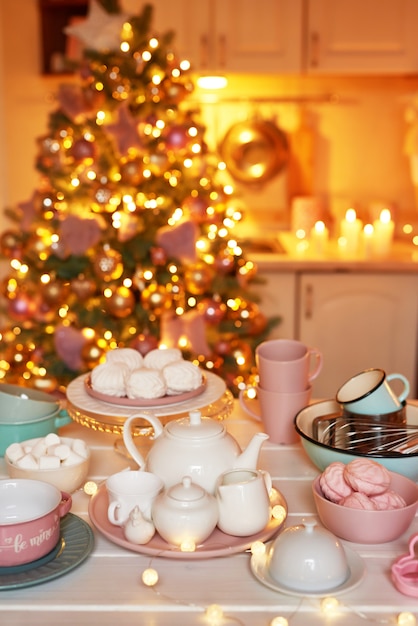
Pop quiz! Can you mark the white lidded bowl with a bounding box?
[267,518,349,592]
[5,436,91,493]
[294,400,418,480]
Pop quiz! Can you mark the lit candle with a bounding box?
[362,223,374,257]
[310,220,329,255]
[372,208,394,257]
[340,208,362,255]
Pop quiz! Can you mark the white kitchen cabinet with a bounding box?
[151,0,302,74]
[298,272,418,398]
[306,0,418,74]
[254,271,297,340]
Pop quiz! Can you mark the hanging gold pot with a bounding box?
[219,118,289,185]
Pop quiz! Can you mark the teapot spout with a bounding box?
[234,432,269,470]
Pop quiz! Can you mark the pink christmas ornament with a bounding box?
[59,215,102,256]
[106,104,143,155]
[54,325,87,371]
[160,310,211,356]
[156,220,197,262]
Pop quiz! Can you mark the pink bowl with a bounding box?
[312,471,418,544]
[0,478,72,566]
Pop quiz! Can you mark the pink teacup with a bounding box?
[256,339,322,392]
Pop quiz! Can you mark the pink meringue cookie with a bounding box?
[341,492,378,510]
[343,458,391,496]
[371,490,407,511]
[319,462,353,503]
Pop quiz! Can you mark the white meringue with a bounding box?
[163,360,203,394]
[143,348,183,371]
[105,347,144,370]
[126,368,167,399]
[90,361,130,396]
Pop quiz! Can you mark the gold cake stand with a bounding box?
[66,371,234,436]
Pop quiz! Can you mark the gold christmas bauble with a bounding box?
[184,262,213,295]
[0,231,22,258]
[41,279,70,305]
[82,340,105,369]
[120,158,145,186]
[106,285,135,318]
[141,283,172,315]
[94,248,123,281]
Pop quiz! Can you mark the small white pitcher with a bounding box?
[215,468,272,537]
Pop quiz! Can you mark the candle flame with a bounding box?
[314,220,326,233]
[345,208,356,223]
[380,208,391,224]
[363,223,374,235]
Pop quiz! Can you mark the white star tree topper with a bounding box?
[65,0,129,52]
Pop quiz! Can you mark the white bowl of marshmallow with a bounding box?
[5,433,91,493]
[89,347,204,400]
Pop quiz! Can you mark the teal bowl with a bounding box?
[0,408,71,456]
[0,384,60,422]
[294,400,418,481]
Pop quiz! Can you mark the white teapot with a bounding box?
[122,409,269,494]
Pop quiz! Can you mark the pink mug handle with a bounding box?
[58,491,72,517]
[308,348,323,383]
[239,387,262,422]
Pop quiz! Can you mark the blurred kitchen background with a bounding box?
[2,0,418,239]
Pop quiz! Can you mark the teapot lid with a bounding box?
[165,410,225,440]
[168,476,206,501]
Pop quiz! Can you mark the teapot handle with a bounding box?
[122,413,164,469]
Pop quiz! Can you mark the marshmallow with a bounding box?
[44,433,61,447]
[48,443,71,460]
[71,439,89,458]
[62,450,86,466]
[17,454,39,470]
[30,439,48,459]
[39,455,61,469]
[5,442,25,463]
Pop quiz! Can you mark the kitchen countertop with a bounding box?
[248,232,418,272]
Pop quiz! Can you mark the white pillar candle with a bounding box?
[310,220,329,255]
[372,209,394,257]
[362,223,374,258]
[340,208,362,255]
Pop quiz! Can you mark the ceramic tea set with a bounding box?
[104,409,273,545]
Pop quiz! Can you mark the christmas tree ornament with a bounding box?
[199,296,227,324]
[120,157,145,186]
[54,325,87,371]
[7,292,37,322]
[156,220,197,262]
[106,103,143,155]
[106,285,135,318]
[59,215,102,256]
[71,275,97,300]
[131,332,159,355]
[82,339,105,369]
[93,248,123,281]
[150,246,166,266]
[184,262,214,295]
[41,279,71,306]
[71,137,96,163]
[141,283,172,316]
[0,231,22,258]
[214,250,236,274]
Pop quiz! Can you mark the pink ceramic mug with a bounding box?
[239,384,312,444]
[256,339,322,393]
[0,478,72,567]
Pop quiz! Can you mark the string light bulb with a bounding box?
[205,604,224,625]
[398,613,417,626]
[320,596,340,614]
[270,617,288,626]
[142,568,159,587]
[83,481,98,496]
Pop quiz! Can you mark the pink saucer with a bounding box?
[392,533,418,596]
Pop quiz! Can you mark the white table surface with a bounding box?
[1,400,417,626]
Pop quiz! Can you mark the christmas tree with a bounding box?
[0,0,279,395]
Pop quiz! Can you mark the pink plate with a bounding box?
[84,374,206,408]
[88,483,287,560]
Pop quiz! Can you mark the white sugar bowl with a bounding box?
[152,476,218,547]
[267,518,350,593]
